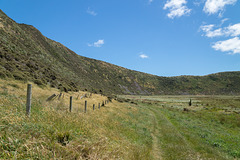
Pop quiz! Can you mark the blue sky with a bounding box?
[1,0,240,76]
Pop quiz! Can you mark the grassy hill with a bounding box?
[1,9,240,95]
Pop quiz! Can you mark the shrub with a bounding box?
[13,72,25,80]
[0,71,6,78]
[34,79,44,86]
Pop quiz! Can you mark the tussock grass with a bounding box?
[0,79,153,159]
[2,80,240,159]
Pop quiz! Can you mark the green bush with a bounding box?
[0,71,6,78]
[34,79,44,86]
[13,72,25,80]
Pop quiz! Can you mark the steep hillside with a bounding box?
[1,9,240,95]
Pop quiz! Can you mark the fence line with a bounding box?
[26,84,110,114]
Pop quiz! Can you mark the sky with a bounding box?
[0,0,240,76]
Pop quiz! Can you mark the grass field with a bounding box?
[119,95,240,159]
[1,79,240,159]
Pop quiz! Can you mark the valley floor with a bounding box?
[0,79,240,159]
[120,95,240,160]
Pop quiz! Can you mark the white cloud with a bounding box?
[87,8,97,16]
[200,24,215,32]
[139,53,149,59]
[212,37,240,54]
[149,0,153,3]
[163,0,191,19]
[200,23,240,38]
[221,18,229,25]
[225,23,240,36]
[203,0,237,15]
[88,39,104,47]
[193,0,204,6]
[200,24,224,37]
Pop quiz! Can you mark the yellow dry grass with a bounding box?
[0,79,152,159]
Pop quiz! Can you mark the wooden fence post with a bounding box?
[93,104,95,110]
[102,101,105,106]
[46,94,56,101]
[26,84,32,117]
[85,100,87,113]
[58,93,62,100]
[52,94,59,101]
[69,96,73,112]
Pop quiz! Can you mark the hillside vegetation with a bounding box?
[1,9,240,95]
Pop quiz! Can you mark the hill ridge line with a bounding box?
[1,9,240,95]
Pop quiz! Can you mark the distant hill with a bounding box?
[1,9,240,95]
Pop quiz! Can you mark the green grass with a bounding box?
[159,107,239,159]
[0,81,154,159]
[120,95,240,159]
[1,80,240,159]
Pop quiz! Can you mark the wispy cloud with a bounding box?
[139,53,149,59]
[221,18,229,25]
[226,23,240,36]
[163,0,191,19]
[200,23,240,38]
[149,0,153,4]
[203,0,237,15]
[87,7,97,16]
[88,39,104,47]
[193,0,204,6]
[212,37,240,54]
[200,19,240,54]
[200,24,224,37]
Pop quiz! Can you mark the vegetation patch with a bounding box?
[0,79,154,159]
[1,9,240,95]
